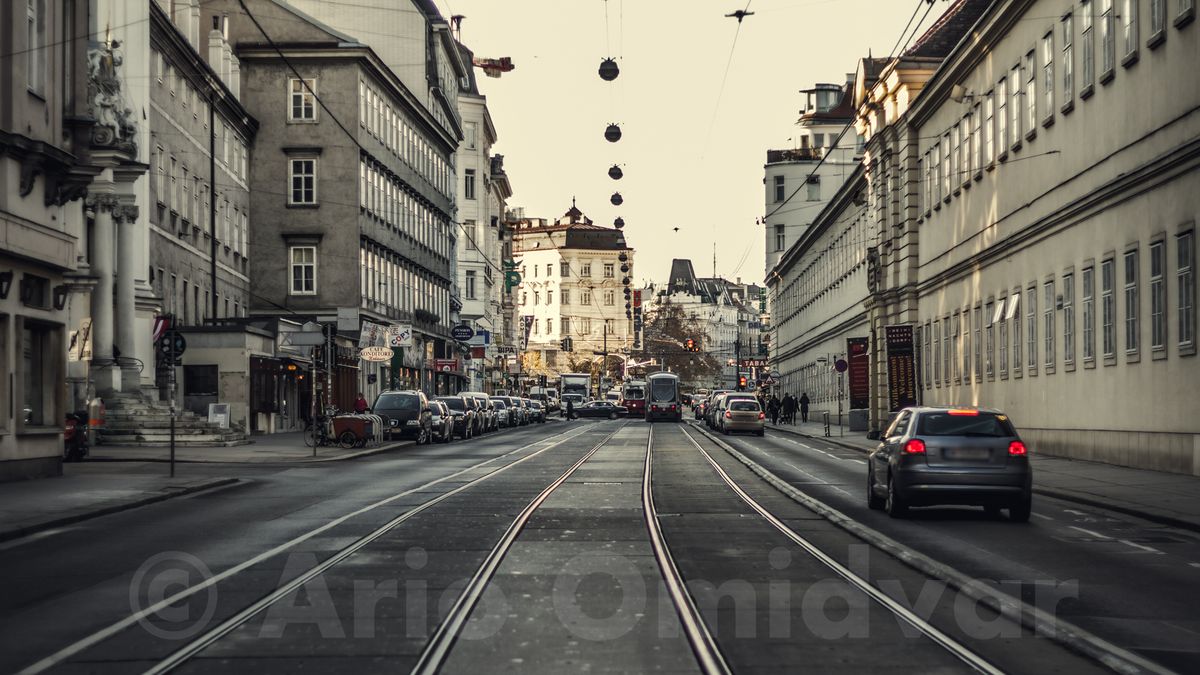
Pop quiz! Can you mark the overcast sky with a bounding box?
[438,0,946,286]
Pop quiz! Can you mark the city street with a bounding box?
[3,419,1196,673]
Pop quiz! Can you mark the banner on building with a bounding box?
[434,358,459,372]
[521,315,534,350]
[68,318,94,362]
[847,336,869,410]
[884,325,917,412]
[359,321,387,347]
[388,324,413,349]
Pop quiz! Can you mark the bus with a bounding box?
[645,372,682,422]
[621,379,647,418]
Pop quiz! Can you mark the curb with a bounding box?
[85,440,414,465]
[765,424,1200,534]
[0,477,239,544]
[691,424,1171,675]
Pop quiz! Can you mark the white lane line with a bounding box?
[0,528,73,551]
[1030,513,1053,521]
[849,459,867,465]
[1068,526,1112,540]
[1064,509,1090,516]
[1118,539,1166,555]
[1188,562,1200,568]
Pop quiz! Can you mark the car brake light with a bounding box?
[725,411,732,419]
[948,409,979,416]
[1008,441,1027,456]
[904,439,926,454]
[758,411,765,420]
[669,404,676,411]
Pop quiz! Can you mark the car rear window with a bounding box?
[730,400,760,411]
[491,400,507,409]
[438,397,465,411]
[916,412,1015,437]
[375,393,418,410]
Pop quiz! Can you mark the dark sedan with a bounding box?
[435,396,475,439]
[574,400,627,419]
[867,406,1032,521]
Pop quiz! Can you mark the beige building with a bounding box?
[512,204,634,379]
[771,0,1200,474]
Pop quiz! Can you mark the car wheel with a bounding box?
[867,469,885,510]
[984,504,1003,519]
[885,473,908,518]
[1009,494,1032,523]
[608,412,617,420]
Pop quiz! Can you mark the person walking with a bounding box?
[353,392,369,414]
[767,395,780,425]
[781,394,795,425]
[799,392,811,424]
[566,398,575,421]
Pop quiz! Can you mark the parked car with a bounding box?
[372,390,431,443]
[527,399,546,423]
[506,396,528,425]
[461,392,496,432]
[722,399,765,436]
[490,398,513,427]
[713,393,757,431]
[461,396,486,436]
[575,400,627,419]
[428,400,454,443]
[867,406,1033,522]
[436,396,475,439]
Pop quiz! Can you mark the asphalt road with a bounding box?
[1,418,1194,674]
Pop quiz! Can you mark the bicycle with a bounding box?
[304,408,343,448]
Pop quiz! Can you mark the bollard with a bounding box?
[823,410,831,437]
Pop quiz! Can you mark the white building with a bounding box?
[454,42,512,392]
[512,204,634,379]
[763,77,861,276]
[770,0,1200,475]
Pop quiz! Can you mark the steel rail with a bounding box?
[678,424,1003,675]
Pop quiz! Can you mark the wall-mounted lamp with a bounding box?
[53,284,68,310]
[0,271,12,299]
[950,84,977,105]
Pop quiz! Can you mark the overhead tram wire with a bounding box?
[699,0,754,163]
[763,0,936,222]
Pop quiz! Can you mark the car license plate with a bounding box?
[945,448,989,460]
[406,420,419,426]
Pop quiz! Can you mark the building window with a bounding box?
[1102,257,1116,357]
[604,263,615,278]
[464,122,477,149]
[604,290,615,306]
[580,317,591,334]
[1044,280,1056,369]
[1063,273,1076,365]
[998,301,1009,376]
[923,322,932,387]
[1149,242,1166,351]
[970,104,981,175]
[1179,231,1195,351]
[289,159,316,204]
[806,176,821,202]
[1149,0,1166,38]
[581,290,591,305]
[561,317,571,334]
[775,224,785,252]
[1083,266,1096,362]
[465,270,476,300]
[19,320,62,428]
[1009,65,1022,146]
[289,78,317,121]
[1082,0,1096,89]
[973,306,983,378]
[1062,13,1075,106]
[1125,249,1139,355]
[464,169,476,200]
[933,319,941,385]
[1025,51,1037,134]
[546,264,553,276]
[560,261,570,277]
[941,134,951,198]
[984,302,995,378]
[521,292,526,305]
[1010,293,1022,375]
[533,291,539,305]
[1101,0,1116,77]
[951,313,961,381]
[1122,0,1139,58]
[1026,285,1038,372]
[289,246,316,295]
[26,0,45,94]
[545,318,552,334]
[1041,33,1054,121]
[561,289,570,305]
[932,142,942,201]
[943,317,951,384]
[996,78,1009,154]
[581,263,592,277]
[774,175,785,202]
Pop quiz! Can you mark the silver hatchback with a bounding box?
[867,407,1032,521]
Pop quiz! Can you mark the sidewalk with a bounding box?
[89,431,413,463]
[0,465,236,542]
[762,419,1200,533]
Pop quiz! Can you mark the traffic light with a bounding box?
[560,336,573,352]
[738,375,748,390]
[684,338,695,352]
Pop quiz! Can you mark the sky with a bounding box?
[437,0,948,287]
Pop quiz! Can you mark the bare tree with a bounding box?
[634,297,721,386]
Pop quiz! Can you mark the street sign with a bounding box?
[834,359,848,373]
[388,324,413,348]
[451,325,476,342]
[770,370,781,379]
[159,332,186,357]
[360,346,394,362]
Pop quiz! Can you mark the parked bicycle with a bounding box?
[304,408,347,448]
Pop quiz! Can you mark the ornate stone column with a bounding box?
[114,201,140,390]
[87,193,119,393]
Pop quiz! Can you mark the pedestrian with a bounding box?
[354,392,369,414]
[782,394,796,425]
[566,398,575,421]
[799,392,811,424]
[767,396,780,425]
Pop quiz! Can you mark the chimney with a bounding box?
[208,20,223,75]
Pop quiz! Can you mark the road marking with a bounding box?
[849,459,867,465]
[1068,526,1111,540]
[1188,562,1200,568]
[0,528,72,551]
[1030,513,1053,521]
[1064,509,1090,517]
[1118,539,1165,555]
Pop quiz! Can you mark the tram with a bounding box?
[644,372,682,422]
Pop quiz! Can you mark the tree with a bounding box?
[634,298,721,386]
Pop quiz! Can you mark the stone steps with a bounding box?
[100,392,249,447]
